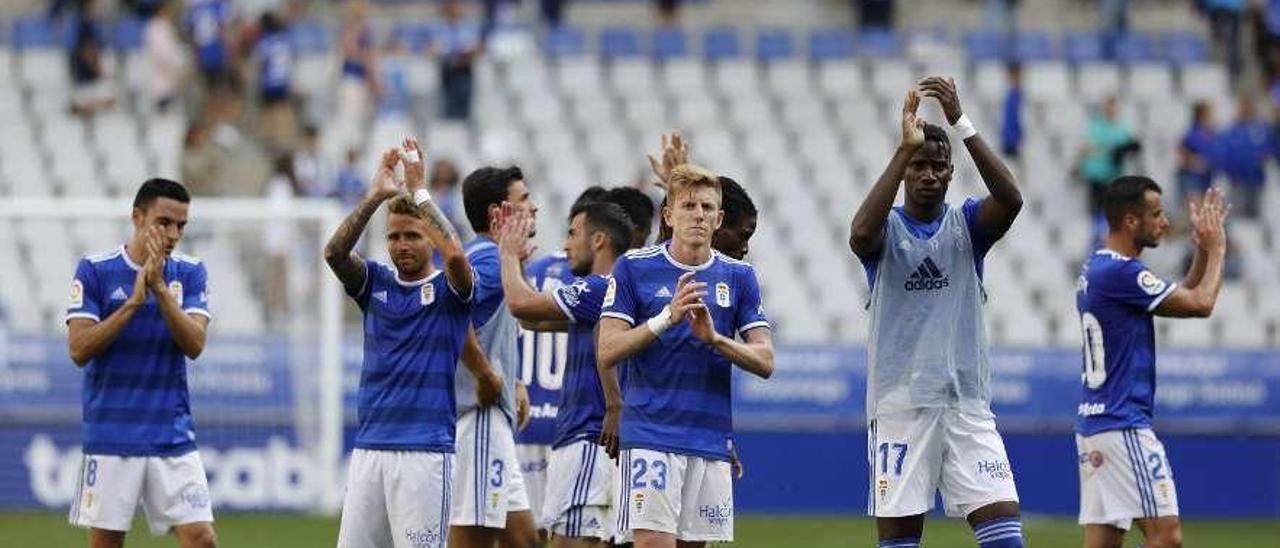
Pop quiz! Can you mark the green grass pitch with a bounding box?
[2,512,1277,547]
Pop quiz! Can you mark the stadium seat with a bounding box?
[544,26,587,58]
[600,26,642,59]
[652,27,689,60]
[1179,64,1229,100]
[964,30,1006,63]
[1014,31,1056,63]
[765,61,814,100]
[817,61,863,99]
[867,61,914,100]
[557,57,606,100]
[1063,32,1105,64]
[1124,64,1175,100]
[391,23,433,53]
[715,60,761,98]
[808,29,856,61]
[1076,63,1123,102]
[1023,61,1071,101]
[703,27,741,61]
[727,95,775,133]
[1114,32,1160,64]
[971,62,1009,102]
[11,16,62,50]
[857,29,902,59]
[756,29,795,63]
[609,58,657,100]
[1164,31,1209,65]
[17,49,69,92]
[662,58,710,96]
[622,95,670,131]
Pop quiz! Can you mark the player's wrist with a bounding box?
[949,113,978,140]
[646,306,674,336]
[412,188,432,206]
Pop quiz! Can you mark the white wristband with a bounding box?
[950,114,978,140]
[413,188,433,207]
[645,306,673,336]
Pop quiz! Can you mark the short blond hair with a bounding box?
[386,194,425,219]
[667,164,721,202]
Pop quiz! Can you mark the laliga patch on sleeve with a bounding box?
[1137,270,1166,296]
[168,280,184,307]
[603,277,617,307]
[70,279,84,308]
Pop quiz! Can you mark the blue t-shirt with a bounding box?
[601,244,769,461]
[187,0,229,71]
[550,274,610,449]
[256,31,293,100]
[350,261,472,451]
[341,27,374,79]
[1075,250,1177,436]
[861,198,993,290]
[1179,125,1217,191]
[516,253,571,446]
[1219,120,1270,187]
[67,247,211,456]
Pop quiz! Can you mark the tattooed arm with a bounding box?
[324,149,402,295]
[401,137,473,298]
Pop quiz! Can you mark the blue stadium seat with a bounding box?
[544,26,586,57]
[653,27,688,59]
[1114,32,1160,63]
[857,29,902,59]
[808,29,856,61]
[965,30,1006,62]
[1062,32,1104,63]
[703,27,741,61]
[756,29,795,62]
[12,16,61,49]
[392,23,433,53]
[289,20,331,55]
[1014,31,1055,62]
[600,26,641,58]
[111,17,144,51]
[1164,32,1209,65]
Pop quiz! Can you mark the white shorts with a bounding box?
[68,451,214,536]
[867,408,1019,518]
[1077,428,1179,530]
[515,443,550,526]
[615,448,733,543]
[542,440,617,540]
[450,407,531,528]
[338,449,453,548]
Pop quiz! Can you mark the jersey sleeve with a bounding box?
[347,260,377,310]
[1102,260,1177,312]
[601,258,639,325]
[183,263,212,320]
[962,197,996,259]
[66,258,102,323]
[468,247,504,329]
[552,275,608,325]
[734,265,770,337]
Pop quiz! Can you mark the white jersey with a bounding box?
[865,205,992,420]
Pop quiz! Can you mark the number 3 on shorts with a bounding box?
[631,458,667,490]
[490,459,504,488]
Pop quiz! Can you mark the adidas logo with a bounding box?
[654,286,672,298]
[373,291,388,304]
[904,256,949,291]
[110,287,128,301]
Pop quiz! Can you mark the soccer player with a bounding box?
[325,139,503,548]
[515,185,608,535]
[601,186,656,248]
[496,201,636,547]
[1075,179,1228,548]
[848,78,1025,548]
[451,166,541,548]
[598,165,774,548]
[66,178,217,548]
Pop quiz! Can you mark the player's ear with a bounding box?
[130,207,145,229]
[713,209,724,231]
[591,231,606,252]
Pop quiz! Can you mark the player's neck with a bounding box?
[1104,232,1142,258]
[123,237,149,268]
[397,264,435,282]
[667,239,711,267]
[902,200,944,223]
[592,253,617,276]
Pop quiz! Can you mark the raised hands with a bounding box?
[901,90,926,151]
[1188,187,1229,253]
[142,226,168,293]
[494,202,536,261]
[669,272,707,326]
[400,137,426,193]
[648,132,690,190]
[367,148,404,202]
[918,76,963,125]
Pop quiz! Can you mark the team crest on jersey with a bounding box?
[603,277,617,307]
[420,283,435,306]
[715,282,730,308]
[1137,270,1166,296]
[70,279,84,308]
[168,280,183,306]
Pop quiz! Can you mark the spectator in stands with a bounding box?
[143,0,187,114]
[186,0,235,89]
[68,0,115,117]
[1253,0,1280,84]
[656,0,681,26]
[181,121,222,195]
[431,0,483,121]
[1201,0,1245,80]
[1100,0,1129,59]
[1079,96,1139,213]
[332,0,378,155]
[429,159,473,240]
[254,11,298,154]
[1218,95,1269,219]
[376,37,412,120]
[985,0,1018,36]
[1000,63,1024,159]
[539,0,569,28]
[856,0,894,29]
[335,148,367,207]
[293,124,336,198]
[1178,101,1219,203]
[264,154,300,322]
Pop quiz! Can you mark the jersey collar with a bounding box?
[395,269,441,287]
[661,242,716,272]
[119,245,141,271]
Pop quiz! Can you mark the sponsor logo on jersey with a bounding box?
[1137,270,1166,296]
[405,526,443,548]
[654,286,672,298]
[699,501,732,526]
[1077,402,1106,417]
[715,282,730,308]
[520,457,548,474]
[420,283,435,306]
[70,280,84,308]
[603,278,617,307]
[110,287,128,302]
[561,279,589,308]
[904,256,949,291]
[976,459,1013,481]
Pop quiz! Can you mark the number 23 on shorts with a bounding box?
[631,457,668,490]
